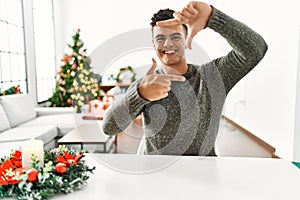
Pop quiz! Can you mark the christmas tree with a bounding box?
[48,28,102,112]
[70,61,104,112]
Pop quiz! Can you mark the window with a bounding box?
[32,0,56,102]
[0,0,27,93]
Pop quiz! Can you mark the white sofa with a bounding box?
[0,94,76,151]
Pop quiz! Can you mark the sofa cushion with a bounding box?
[0,94,37,127]
[19,114,76,136]
[0,104,10,132]
[35,107,74,116]
[0,125,58,145]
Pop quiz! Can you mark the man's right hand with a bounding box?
[156,1,212,49]
[138,59,186,101]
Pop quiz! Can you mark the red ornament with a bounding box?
[61,55,72,63]
[72,64,77,70]
[67,98,72,105]
[27,169,39,182]
[55,163,67,174]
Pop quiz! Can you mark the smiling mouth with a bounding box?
[162,50,177,56]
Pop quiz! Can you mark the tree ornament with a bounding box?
[67,98,72,104]
[76,41,82,47]
[72,64,77,70]
[71,71,76,77]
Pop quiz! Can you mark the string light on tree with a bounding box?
[71,62,103,112]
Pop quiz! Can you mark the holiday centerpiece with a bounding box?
[0,145,95,200]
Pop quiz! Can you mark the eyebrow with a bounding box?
[155,34,165,39]
[154,32,183,39]
[170,33,183,37]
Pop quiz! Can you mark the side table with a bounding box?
[57,124,116,153]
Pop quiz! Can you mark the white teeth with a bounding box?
[165,50,176,54]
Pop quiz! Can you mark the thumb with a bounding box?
[186,30,197,50]
[146,58,157,74]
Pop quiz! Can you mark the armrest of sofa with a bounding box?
[35,107,74,116]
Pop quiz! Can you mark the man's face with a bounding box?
[153,25,186,67]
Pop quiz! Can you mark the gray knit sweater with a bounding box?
[102,7,268,156]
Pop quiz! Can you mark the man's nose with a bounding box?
[163,38,173,47]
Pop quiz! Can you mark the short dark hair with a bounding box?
[150,8,188,36]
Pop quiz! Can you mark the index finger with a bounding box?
[161,74,186,82]
[156,18,182,27]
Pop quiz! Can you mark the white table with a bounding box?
[55,154,300,200]
[57,124,116,153]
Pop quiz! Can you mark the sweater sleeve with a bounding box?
[102,78,150,135]
[206,7,268,93]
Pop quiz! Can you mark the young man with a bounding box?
[102,1,267,156]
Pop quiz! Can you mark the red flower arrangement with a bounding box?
[0,150,24,186]
[10,150,22,167]
[0,146,95,199]
[57,151,83,166]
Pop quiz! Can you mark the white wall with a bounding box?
[220,0,300,160]
[53,0,300,159]
[23,0,37,104]
[294,29,300,161]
